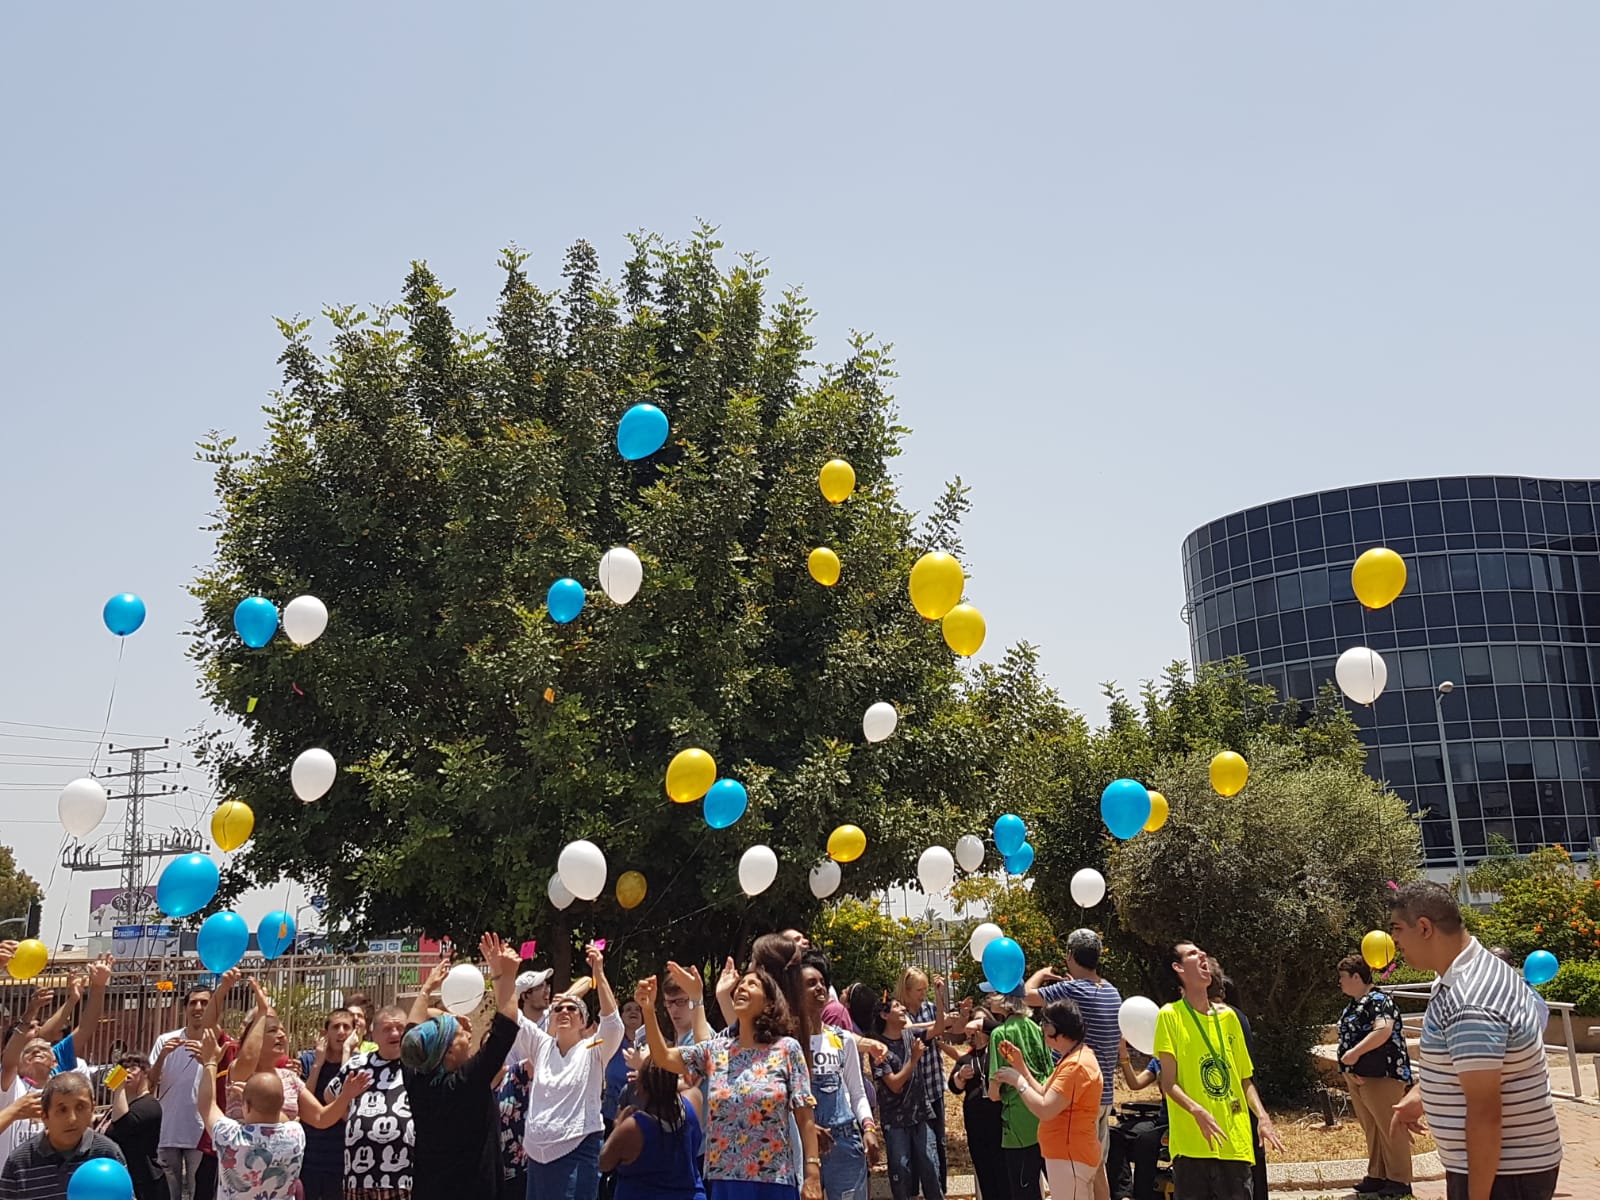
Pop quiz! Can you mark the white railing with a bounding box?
[1382,982,1591,1100]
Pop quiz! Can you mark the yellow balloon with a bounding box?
[666,748,717,804]
[909,552,964,620]
[941,604,986,657]
[1144,792,1169,832]
[617,870,648,910]
[819,459,856,504]
[1362,929,1396,970]
[827,824,867,863]
[808,547,841,587]
[1352,547,1407,610]
[1209,751,1249,797]
[210,800,255,853]
[7,939,48,981]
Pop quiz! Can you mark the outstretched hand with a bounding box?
[480,933,519,980]
[664,961,704,1002]
[636,976,659,1009]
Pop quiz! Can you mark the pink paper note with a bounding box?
[520,940,538,960]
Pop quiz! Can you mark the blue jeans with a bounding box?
[885,1123,943,1200]
[528,1132,604,1200]
[819,1126,868,1200]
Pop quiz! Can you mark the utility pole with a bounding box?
[61,741,205,925]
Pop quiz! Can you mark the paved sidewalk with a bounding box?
[1272,1098,1600,1200]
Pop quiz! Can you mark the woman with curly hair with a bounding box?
[640,969,821,1200]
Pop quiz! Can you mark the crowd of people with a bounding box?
[0,882,1568,1200]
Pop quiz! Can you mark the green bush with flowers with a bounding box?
[945,875,1064,1002]
[812,897,932,994]
[1470,844,1600,966]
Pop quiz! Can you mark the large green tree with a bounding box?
[191,228,999,971]
[0,845,41,931]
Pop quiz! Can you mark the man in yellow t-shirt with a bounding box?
[1152,942,1283,1200]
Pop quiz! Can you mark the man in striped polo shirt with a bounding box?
[1387,882,1561,1200]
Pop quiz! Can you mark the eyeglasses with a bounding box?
[549,1004,585,1016]
[664,997,691,1007]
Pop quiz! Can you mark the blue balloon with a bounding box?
[1524,949,1559,986]
[102,594,146,637]
[616,403,670,461]
[547,578,586,624]
[156,854,220,919]
[993,813,1026,857]
[1100,778,1153,840]
[258,910,297,961]
[197,911,249,974]
[68,1156,133,1200]
[1004,842,1035,875]
[982,935,1026,996]
[704,779,749,830]
[233,596,280,648]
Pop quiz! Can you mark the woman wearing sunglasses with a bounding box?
[993,999,1102,1200]
[517,942,626,1200]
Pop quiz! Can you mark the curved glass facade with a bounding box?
[1181,476,1600,866]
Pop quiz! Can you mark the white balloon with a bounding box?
[282,595,329,646]
[917,846,955,895]
[1335,646,1389,706]
[862,702,898,744]
[291,749,337,802]
[440,963,486,1016]
[1070,868,1107,908]
[58,777,108,839]
[809,859,842,899]
[954,834,986,873]
[547,872,575,910]
[558,840,607,901]
[738,845,779,897]
[599,547,644,605]
[969,921,1003,963]
[1119,995,1161,1056]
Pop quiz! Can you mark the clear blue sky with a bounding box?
[4,4,1598,942]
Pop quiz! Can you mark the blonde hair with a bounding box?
[896,967,930,1010]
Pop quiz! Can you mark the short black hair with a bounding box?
[1338,954,1373,984]
[1040,998,1086,1044]
[800,950,832,989]
[42,1072,92,1112]
[183,986,213,1004]
[1389,881,1463,934]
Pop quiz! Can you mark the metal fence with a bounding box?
[1383,981,1597,1100]
[0,952,439,1068]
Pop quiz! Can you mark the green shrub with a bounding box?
[813,898,930,994]
[1539,959,1600,1013]
[1469,845,1600,964]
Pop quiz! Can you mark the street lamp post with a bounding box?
[1433,681,1472,905]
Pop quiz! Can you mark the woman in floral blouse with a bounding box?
[640,969,822,1200]
[1336,954,1414,1197]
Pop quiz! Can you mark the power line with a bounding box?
[0,719,169,740]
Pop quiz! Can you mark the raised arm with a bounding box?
[484,933,520,1022]
[202,968,242,1031]
[231,979,275,1080]
[410,960,452,1026]
[638,977,688,1075]
[36,976,83,1043]
[1023,965,1063,1009]
[299,1068,372,1128]
[883,1039,924,1093]
[664,961,715,1043]
[72,956,114,1058]
[195,1029,223,1133]
[714,957,739,1029]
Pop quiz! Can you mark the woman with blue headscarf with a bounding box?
[402,932,523,1199]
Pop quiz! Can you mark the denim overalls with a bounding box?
[812,1029,868,1200]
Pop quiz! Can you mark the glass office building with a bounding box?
[1181,476,1600,867]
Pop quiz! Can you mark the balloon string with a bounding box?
[89,637,127,774]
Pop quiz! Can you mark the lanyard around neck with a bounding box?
[1180,999,1229,1071]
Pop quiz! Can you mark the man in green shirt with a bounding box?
[987,990,1051,1200]
[1153,942,1283,1200]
